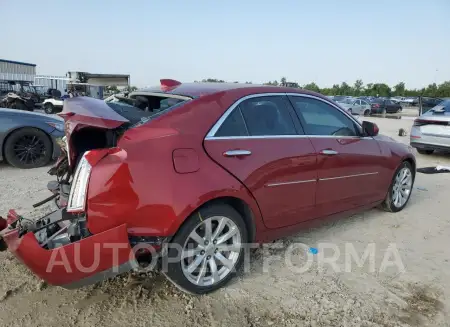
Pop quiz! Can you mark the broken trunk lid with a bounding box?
[58,97,130,130]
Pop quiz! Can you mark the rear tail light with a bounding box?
[414,119,448,127]
[67,151,92,213]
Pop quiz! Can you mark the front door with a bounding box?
[204,94,318,229]
[288,95,386,217]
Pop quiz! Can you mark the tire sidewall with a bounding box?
[4,128,53,169]
[44,103,54,114]
[164,203,248,294]
[385,161,414,212]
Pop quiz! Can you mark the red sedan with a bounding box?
[0,80,416,294]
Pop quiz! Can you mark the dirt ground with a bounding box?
[1,116,449,327]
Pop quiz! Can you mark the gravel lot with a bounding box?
[1,116,450,327]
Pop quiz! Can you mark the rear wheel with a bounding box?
[381,161,414,212]
[164,203,248,294]
[4,128,53,169]
[417,149,434,155]
[347,108,352,114]
[363,109,370,116]
[44,102,55,114]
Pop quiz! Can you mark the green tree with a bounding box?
[303,82,321,93]
[353,79,364,95]
[393,82,405,96]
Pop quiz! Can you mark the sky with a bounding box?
[2,0,449,89]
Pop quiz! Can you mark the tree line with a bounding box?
[197,78,450,98]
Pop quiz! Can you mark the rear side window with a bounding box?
[215,107,248,137]
[239,96,297,136]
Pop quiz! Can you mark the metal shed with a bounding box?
[0,59,36,82]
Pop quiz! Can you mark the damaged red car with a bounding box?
[0,80,416,294]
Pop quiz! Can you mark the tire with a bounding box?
[417,149,434,155]
[348,108,352,115]
[44,102,55,114]
[381,161,414,212]
[396,107,402,113]
[363,109,370,116]
[4,128,53,169]
[164,203,248,294]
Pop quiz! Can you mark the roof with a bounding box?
[0,59,36,67]
[139,82,294,98]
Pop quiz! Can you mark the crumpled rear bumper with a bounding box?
[0,209,136,289]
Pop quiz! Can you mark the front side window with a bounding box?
[289,96,360,137]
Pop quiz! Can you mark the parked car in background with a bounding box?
[410,99,450,154]
[0,80,416,294]
[420,97,443,114]
[338,98,372,116]
[0,109,63,168]
[370,98,403,114]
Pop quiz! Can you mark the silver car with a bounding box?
[410,99,450,154]
[337,98,372,116]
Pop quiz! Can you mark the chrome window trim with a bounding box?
[205,92,366,140]
[206,93,293,138]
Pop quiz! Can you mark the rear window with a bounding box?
[106,95,190,127]
[371,99,384,104]
[432,99,450,112]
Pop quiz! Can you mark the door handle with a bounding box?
[320,149,338,155]
[223,150,252,157]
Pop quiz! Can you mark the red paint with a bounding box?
[2,224,133,286]
[5,83,416,288]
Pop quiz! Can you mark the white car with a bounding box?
[410,99,450,154]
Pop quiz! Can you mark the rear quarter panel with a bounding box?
[85,93,267,241]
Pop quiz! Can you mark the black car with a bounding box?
[370,98,402,114]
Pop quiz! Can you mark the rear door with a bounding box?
[287,94,386,217]
[204,94,318,229]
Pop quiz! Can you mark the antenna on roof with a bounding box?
[160,79,181,90]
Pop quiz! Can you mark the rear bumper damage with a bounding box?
[0,209,136,289]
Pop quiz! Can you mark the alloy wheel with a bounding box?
[392,167,412,208]
[13,135,47,166]
[181,216,242,287]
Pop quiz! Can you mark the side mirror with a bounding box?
[362,121,379,136]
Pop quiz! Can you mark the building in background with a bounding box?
[0,59,36,82]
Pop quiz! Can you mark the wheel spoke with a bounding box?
[215,252,234,270]
[216,227,237,245]
[195,258,208,284]
[204,218,212,241]
[182,247,201,259]
[211,217,226,241]
[216,243,241,253]
[189,230,205,246]
[187,254,205,274]
[208,258,219,283]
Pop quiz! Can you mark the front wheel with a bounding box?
[164,203,248,294]
[347,108,352,115]
[381,161,414,212]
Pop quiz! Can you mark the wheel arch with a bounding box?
[173,196,257,243]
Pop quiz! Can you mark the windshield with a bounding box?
[333,96,347,102]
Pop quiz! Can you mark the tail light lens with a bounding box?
[67,151,92,213]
